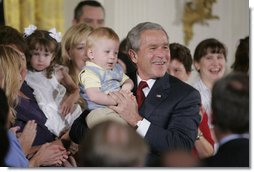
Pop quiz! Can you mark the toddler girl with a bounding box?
[24,25,82,137]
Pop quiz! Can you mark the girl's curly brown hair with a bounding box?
[25,30,61,78]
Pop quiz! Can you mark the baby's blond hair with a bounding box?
[86,27,119,50]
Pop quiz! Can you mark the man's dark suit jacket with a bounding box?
[203,138,249,167]
[129,72,201,164]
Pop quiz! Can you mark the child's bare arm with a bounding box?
[86,87,117,106]
[121,78,134,92]
[57,67,80,116]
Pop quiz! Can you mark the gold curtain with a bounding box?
[4,0,64,33]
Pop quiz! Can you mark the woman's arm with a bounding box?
[194,109,214,158]
[194,129,214,158]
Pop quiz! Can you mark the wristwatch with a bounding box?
[196,131,203,140]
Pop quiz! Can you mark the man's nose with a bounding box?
[156,48,166,58]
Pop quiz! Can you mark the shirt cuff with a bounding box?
[136,118,150,137]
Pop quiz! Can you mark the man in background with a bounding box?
[72,0,105,29]
[203,72,249,167]
[72,1,136,78]
[77,121,148,167]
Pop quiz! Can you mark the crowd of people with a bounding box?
[0,0,249,168]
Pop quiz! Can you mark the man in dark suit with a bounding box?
[109,22,201,166]
[202,72,249,167]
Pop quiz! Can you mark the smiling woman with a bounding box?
[193,38,227,128]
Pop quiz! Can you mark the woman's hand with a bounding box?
[18,120,37,155]
[30,142,68,167]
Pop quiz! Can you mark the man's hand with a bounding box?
[108,90,142,127]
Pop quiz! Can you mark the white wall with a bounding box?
[64,0,249,83]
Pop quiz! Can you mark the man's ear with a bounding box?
[128,49,138,64]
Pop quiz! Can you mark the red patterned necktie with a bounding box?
[136,81,148,108]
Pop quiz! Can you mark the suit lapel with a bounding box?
[139,74,171,118]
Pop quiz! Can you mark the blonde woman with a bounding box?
[61,23,93,103]
[0,25,71,167]
[0,45,22,119]
[0,46,33,167]
[61,23,93,154]
[1,45,70,167]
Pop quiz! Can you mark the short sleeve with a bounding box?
[79,69,101,89]
[120,73,130,85]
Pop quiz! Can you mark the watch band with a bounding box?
[196,131,203,140]
[134,118,143,129]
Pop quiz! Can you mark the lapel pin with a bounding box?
[156,94,161,98]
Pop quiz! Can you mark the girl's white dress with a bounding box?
[26,70,82,137]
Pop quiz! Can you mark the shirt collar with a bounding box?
[137,75,156,89]
[86,61,104,69]
[219,133,249,146]
[199,79,210,92]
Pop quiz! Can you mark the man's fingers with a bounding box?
[108,92,120,103]
[110,91,129,102]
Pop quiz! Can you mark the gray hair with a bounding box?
[126,22,169,52]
